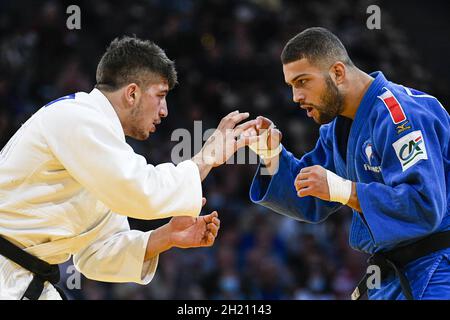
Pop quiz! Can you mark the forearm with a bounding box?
[144,224,173,261]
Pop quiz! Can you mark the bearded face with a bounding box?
[306,75,344,124]
[283,58,345,125]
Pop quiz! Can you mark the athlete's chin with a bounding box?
[138,134,150,141]
[315,113,335,125]
[140,131,151,140]
[314,117,330,125]
[138,125,156,140]
[128,131,151,141]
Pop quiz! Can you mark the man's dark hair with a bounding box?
[281,27,354,68]
[96,36,178,91]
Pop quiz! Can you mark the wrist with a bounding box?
[248,125,282,160]
[191,151,204,167]
[348,182,362,212]
[326,169,352,204]
[192,152,213,181]
[254,144,282,160]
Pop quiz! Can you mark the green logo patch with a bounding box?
[392,130,428,171]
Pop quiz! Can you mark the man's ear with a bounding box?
[329,62,346,86]
[123,83,140,108]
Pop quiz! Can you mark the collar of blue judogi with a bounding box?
[345,71,389,181]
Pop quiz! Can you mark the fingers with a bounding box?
[295,168,312,190]
[207,221,219,238]
[204,211,220,246]
[235,135,259,149]
[267,128,282,150]
[294,166,318,194]
[205,232,215,246]
[218,110,239,129]
[241,127,258,138]
[299,166,312,174]
[212,215,220,228]
[294,177,310,191]
[227,110,240,117]
[204,211,220,228]
[256,116,273,130]
[297,186,312,197]
[222,114,274,132]
[202,197,207,207]
[229,112,250,129]
[233,119,257,137]
[203,210,219,223]
[219,111,250,130]
[296,172,309,181]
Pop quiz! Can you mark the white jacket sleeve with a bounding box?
[73,213,157,284]
[38,104,203,220]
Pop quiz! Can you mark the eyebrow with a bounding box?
[287,73,310,85]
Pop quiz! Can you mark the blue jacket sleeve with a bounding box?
[356,98,449,248]
[250,124,341,223]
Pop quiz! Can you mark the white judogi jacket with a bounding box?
[0,89,203,299]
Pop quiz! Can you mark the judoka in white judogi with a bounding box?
[0,88,205,299]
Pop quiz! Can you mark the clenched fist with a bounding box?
[294,165,330,201]
[168,211,220,248]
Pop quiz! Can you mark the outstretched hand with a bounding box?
[196,110,259,168]
[241,116,282,151]
[168,198,221,248]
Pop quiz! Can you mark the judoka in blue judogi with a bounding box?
[247,27,450,300]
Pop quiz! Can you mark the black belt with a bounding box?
[352,230,450,300]
[0,236,67,300]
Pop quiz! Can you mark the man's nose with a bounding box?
[160,101,168,118]
[292,88,305,104]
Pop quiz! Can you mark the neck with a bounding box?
[340,68,374,120]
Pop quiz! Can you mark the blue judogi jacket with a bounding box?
[250,71,449,255]
[249,72,450,299]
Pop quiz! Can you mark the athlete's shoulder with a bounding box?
[368,82,448,168]
[38,91,103,120]
[373,83,447,122]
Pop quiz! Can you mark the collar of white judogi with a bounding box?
[88,88,125,139]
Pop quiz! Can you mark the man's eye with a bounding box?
[294,79,307,87]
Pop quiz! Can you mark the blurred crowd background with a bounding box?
[1,0,449,300]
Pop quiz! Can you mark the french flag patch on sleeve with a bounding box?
[378,88,406,124]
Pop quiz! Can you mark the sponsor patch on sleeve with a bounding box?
[392,130,428,171]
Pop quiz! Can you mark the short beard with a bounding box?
[313,76,344,125]
[127,100,149,141]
